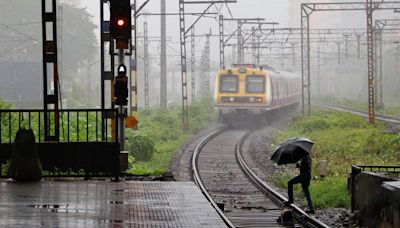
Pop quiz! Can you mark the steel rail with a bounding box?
[191,129,235,228]
[193,129,330,227]
[316,103,400,125]
[235,132,330,228]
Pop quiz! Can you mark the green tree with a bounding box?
[0,1,98,76]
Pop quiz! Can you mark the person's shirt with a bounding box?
[300,155,312,176]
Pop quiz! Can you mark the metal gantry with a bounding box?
[218,16,278,67]
[236,27,371,70]
[300,1,400,124]
[178,0,236,131]
[42,0,60,141]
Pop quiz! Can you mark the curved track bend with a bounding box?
[192,129,329,228]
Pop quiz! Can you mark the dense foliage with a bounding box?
[0,98,12,110]
[0,1,98,74]
[126,99,217,176]
[275,110,400,208]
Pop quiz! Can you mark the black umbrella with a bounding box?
[271,137,314,165]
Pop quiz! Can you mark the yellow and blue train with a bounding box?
[214,64,301,122]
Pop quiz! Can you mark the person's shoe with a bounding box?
[305,210,315,214]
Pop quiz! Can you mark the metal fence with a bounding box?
[0,109,118,143]
[0,109,121,178]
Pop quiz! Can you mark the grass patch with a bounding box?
[275,110,400,208]
[126,99,217,176]
[310,176,350,208]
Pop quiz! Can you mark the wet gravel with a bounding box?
[242,114,359,228]
[172,110,359,227]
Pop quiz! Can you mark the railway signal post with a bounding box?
[110,0,132,150]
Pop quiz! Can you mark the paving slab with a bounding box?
[0,181,227,228]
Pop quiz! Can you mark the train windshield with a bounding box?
[246,75,265,93]
[220,75,239,93]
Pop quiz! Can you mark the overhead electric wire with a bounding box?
[1,24,40,42]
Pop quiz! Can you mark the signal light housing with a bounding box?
[114,64,129,106]
[110,0,132,45]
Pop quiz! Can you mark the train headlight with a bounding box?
[256,97,263,102]
[229,97,235,102]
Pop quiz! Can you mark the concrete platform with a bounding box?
[0,181,227,227]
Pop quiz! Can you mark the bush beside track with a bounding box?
[126,99,217,176]
[274,110,400,209]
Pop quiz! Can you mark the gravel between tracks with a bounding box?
[241,115,358,228]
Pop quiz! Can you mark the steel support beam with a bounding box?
[336,42,342,64]
[100,0,116,140]
[191,28,196,104]
[218,16,266,67]
[144,21,149,108]
[178,0,236,131]
[219,15,225,69]
[374,19,400,108]
[300,1,400,123]
[179,0,190,131]
[205,31,211,97]
[160,0,167,108]
[251,27,256,64]
[130,1,139,118]
[42,0,60,142]
[366,0,375,124]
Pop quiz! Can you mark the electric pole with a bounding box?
[144,21,149,108]
[190,28,196,104]
[205,31,211,97]
[160,0,167,108]
[336,42,342,64]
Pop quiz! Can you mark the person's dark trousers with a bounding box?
[287,174,315,212]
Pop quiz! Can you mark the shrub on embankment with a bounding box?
[275,110,400,208]
[126,99,217,176]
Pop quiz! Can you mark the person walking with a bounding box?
[286,154,315,214]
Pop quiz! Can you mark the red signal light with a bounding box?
[117,19,125,27]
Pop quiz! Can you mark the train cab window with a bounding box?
[220,75,239,93]
[246,75,265,93]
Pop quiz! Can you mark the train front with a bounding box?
[214,66,269,122]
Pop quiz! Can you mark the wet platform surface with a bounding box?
[0,181,227,227]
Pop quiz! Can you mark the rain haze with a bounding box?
[0,0,399,108]
[1,1,400,227]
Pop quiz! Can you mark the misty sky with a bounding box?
[77,0,397,63]
[80,0,293,61]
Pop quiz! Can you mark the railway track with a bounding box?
[317,103,400,125]
[192,129,329,228]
